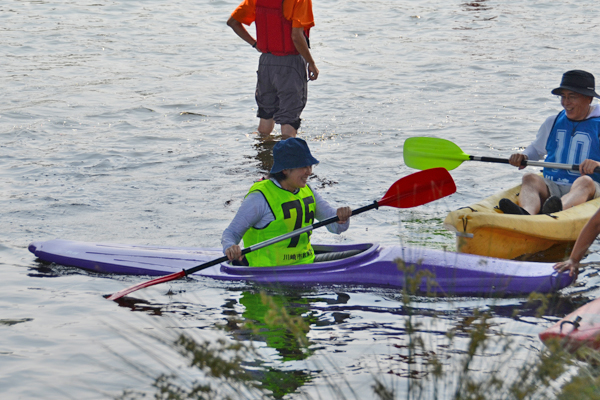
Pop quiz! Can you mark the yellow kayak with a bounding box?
[443,184,600,262]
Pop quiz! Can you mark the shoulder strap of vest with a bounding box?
[247,180,277,228]
[549,110,564,133]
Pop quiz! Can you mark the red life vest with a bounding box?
[255,0,309,56]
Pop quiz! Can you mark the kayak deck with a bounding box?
[444,183,600,261]
[29,239,574,296]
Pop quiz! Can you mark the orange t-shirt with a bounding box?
[231,0,314,30]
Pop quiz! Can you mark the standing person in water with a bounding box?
[222,138,351,267]
[227,0,318,139]
[499,70,600,215]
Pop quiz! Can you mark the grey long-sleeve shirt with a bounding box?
[221,178,349,254]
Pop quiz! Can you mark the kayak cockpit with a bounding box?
[313,242,373,262]
[221,243,378,274]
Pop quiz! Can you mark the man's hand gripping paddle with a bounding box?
[403,136,600,174]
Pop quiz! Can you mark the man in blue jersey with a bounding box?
[499,70,600,215]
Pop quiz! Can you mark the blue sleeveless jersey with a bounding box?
[544,110,600,185]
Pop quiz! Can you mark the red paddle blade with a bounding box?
[106,270,186,301]
[379,168,456,208]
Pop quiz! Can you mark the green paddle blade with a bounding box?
[403,137,470,171]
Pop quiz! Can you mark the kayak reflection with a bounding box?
[226,289,352,397]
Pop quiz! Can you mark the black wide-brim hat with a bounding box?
[270,137,319,174]
[551,70,600,99]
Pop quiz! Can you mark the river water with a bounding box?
[3,0,600,398]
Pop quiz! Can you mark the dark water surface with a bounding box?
[3,0,600,398]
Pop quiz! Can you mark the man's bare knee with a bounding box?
[522,173,549,193]
[571,176,596,197]
[522,173,542,186]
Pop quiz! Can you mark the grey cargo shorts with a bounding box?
[255,53,308,129]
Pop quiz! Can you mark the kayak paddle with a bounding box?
[107,167,456,301]
[403,137,600,173]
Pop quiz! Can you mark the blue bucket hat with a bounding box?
[270,138,319,174]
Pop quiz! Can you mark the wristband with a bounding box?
[252,42,257,48]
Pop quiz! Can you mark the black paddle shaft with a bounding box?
[183,201,379,276]
[469,155,600,174]
[240,201,378,255]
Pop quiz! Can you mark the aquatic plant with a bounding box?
[114,331,268,400]
[115,261,600,400]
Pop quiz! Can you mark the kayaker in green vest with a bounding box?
[222,137,351,267]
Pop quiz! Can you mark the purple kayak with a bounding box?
[28,239,573,296]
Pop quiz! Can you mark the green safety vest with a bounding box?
[243,179,316,267]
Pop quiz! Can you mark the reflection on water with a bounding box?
[223,288,586,398]
[221,289,356,398]
[21,256,595,398]
[248,135,278,174]
[245,134,340,193]
[229,290,316,397]
[462,0,492,12]
[239,290,314,362]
